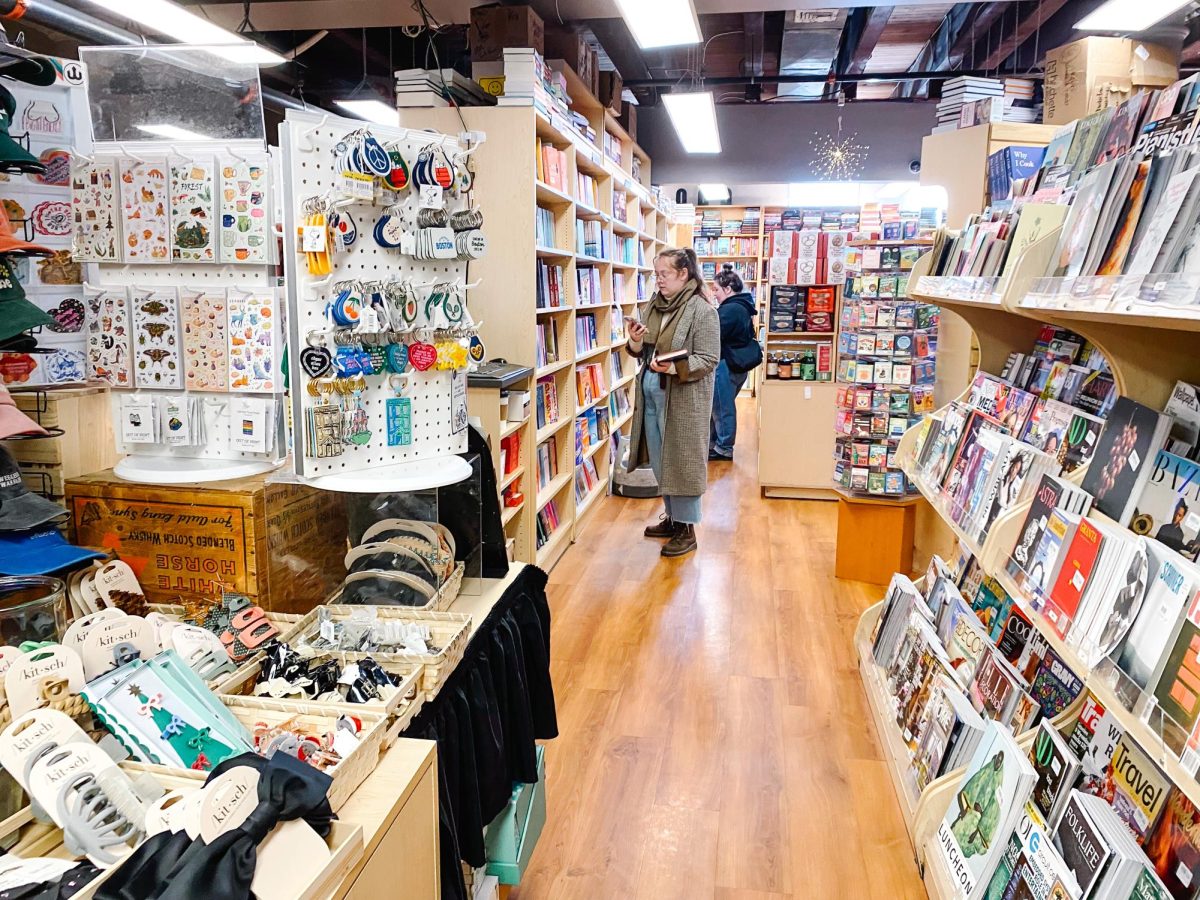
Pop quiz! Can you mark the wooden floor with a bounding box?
[513,397,926,900]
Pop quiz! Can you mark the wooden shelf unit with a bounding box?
[855,228,1200,891]
[396,78,674,571]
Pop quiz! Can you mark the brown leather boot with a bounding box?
[643,515,675,538]
[661,524,697,557]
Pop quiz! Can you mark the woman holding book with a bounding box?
[709,263,761,461]
[626,248,720,558]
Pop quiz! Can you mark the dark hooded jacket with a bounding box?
[717,292,762,374]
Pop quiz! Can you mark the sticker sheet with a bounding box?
[219,156,270,263]
[85,288,132,387]
[170,156,217,262]
[131,288,181,388]
[181,288,228,391]
[70,159,120,261]
[227,288,278,392]
[118,157,170,262]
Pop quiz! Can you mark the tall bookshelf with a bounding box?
[400,72,672,570]
[855,231,1200,897]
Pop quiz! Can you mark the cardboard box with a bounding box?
[1042,36,1176,125]
[65,471,347,613]
[544,28,598,97]
[599,71,623,115]
[470,4,544,63]
[619,101,637,141]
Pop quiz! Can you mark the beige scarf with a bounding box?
[642,278,700,354]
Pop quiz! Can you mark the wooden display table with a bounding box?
[834,491,918,585]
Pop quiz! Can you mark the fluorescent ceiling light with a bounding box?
[1074,0,1191,32]
[334,99,398,126]
[613,0,701,49]
[136,124,212,141]
[698,183,730,203]
[663,91,721,154]
[76,0,286,65]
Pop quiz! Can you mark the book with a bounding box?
[1029,650,1085,720]
[1150,591,1200,757]
[1129,866,1173,900]
[1143,789,1200,898]
[1081,397,1174,527]
[948,604,992,688]
[1028,721,1082,826]
[1103,733,1170,844]
[1070,522,1150,670]
[935,722,1038,898]
[1053,792,1112,897]
[1164,381,1200,461]
[1061,410,1106,476]
[1028,510,1081,605]
[1118,542,1199,694]
[1130,450,1200,563]
[1045,517,1104,639]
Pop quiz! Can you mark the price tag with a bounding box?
[419,184,444,209]
[339,172,376,200]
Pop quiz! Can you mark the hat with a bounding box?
[0,383,46,439]
[0,258,51,344]
[0,25,56,88]
[0,84,41,175]
[0,445,66,531]
[0,203,50,256]
[0,528,102,575]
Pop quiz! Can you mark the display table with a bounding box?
[834,491,918,585]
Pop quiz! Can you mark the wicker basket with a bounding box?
[123,700,387,812]
[327,560,465,612]
[216,658,425,742]
[281,607,472,700]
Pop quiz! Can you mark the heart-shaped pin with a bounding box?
[408,341,437,371]
[47,297,85,333]
[299,346,332,378]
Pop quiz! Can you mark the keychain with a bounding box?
[305,379,343,458]
[342,376,372,446]
[383,142,410,191]
[329,209,357,250]
[385,279,419,330]
[300,333,334,380]
[327,282,362,328]
[300,197,332,276]
[385,374,412,447]
[373,202,405,249]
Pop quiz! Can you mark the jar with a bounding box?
[0,576,68,645]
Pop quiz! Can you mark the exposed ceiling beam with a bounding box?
[948,2,1007,67]
[625,67,1040,88]
[583,17,653,82]
[846,6,893,75]
[978,0,1070,70]
[743,12,765,78]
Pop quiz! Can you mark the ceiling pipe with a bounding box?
[0,0,311,111]
[625,68,1044,89]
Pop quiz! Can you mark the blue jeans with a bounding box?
[642,368,702,525]
[710,360,747,457]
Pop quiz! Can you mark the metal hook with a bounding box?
[297,114,330,153]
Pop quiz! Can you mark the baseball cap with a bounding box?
[0,383,46,439]
[0,258,52,344]
[0,25,56,88]
[0,203,51,256]
[0,528,103,575]
[0,445,66,531]
[0,84,42,175]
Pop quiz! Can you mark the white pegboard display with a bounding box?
[80,140,287,472]
[279,109,481,482]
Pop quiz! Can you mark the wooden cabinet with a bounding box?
[757,379,838,498]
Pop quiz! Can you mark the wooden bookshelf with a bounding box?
[855,230,1200,886]
[398,72,674,570]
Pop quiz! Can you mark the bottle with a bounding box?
[779,354,793,379]
[799,349,816,381]
[766,353,779,379]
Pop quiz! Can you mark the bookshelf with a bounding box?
[398,69,673,571]
[855,232,1200,890]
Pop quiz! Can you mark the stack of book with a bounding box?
[535,499,561,549]
[395,68,495,108]
[535,436,558,490]
[695,208,726,237]
[535,376,559,428]
[536,262,565,310]
[934,76,1003,133]
[741,207,761,234]
[576,363,605,407]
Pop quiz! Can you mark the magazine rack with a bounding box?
[856,231,1200,895]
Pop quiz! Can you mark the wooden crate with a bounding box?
[5,387,116,472]
[65,470,348,613]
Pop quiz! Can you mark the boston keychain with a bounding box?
[342,376,372,446]
[385,374,412,447]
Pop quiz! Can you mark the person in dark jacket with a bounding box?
[709,264,762,460]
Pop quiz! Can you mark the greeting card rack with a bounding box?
[278,108,478,492]
[854,230,1200,896]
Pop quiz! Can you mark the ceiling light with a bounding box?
[698,184,730,203]
[334,99,398,126]
[75,0,286,65]
[1074,0,1191,32]
[663,91,721,154]
[136,124,212,141]
[613,0,701,49]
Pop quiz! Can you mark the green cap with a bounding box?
[0,257,52,342]
[0,85,43,175]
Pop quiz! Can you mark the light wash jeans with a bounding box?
[642,367,702,524]
[710,360,747,457]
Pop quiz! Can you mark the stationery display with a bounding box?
[834,240,940,497]
[281,110,484,479]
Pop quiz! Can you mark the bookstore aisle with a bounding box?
[513,398,925,899]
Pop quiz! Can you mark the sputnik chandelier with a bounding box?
[809,115,867,180]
